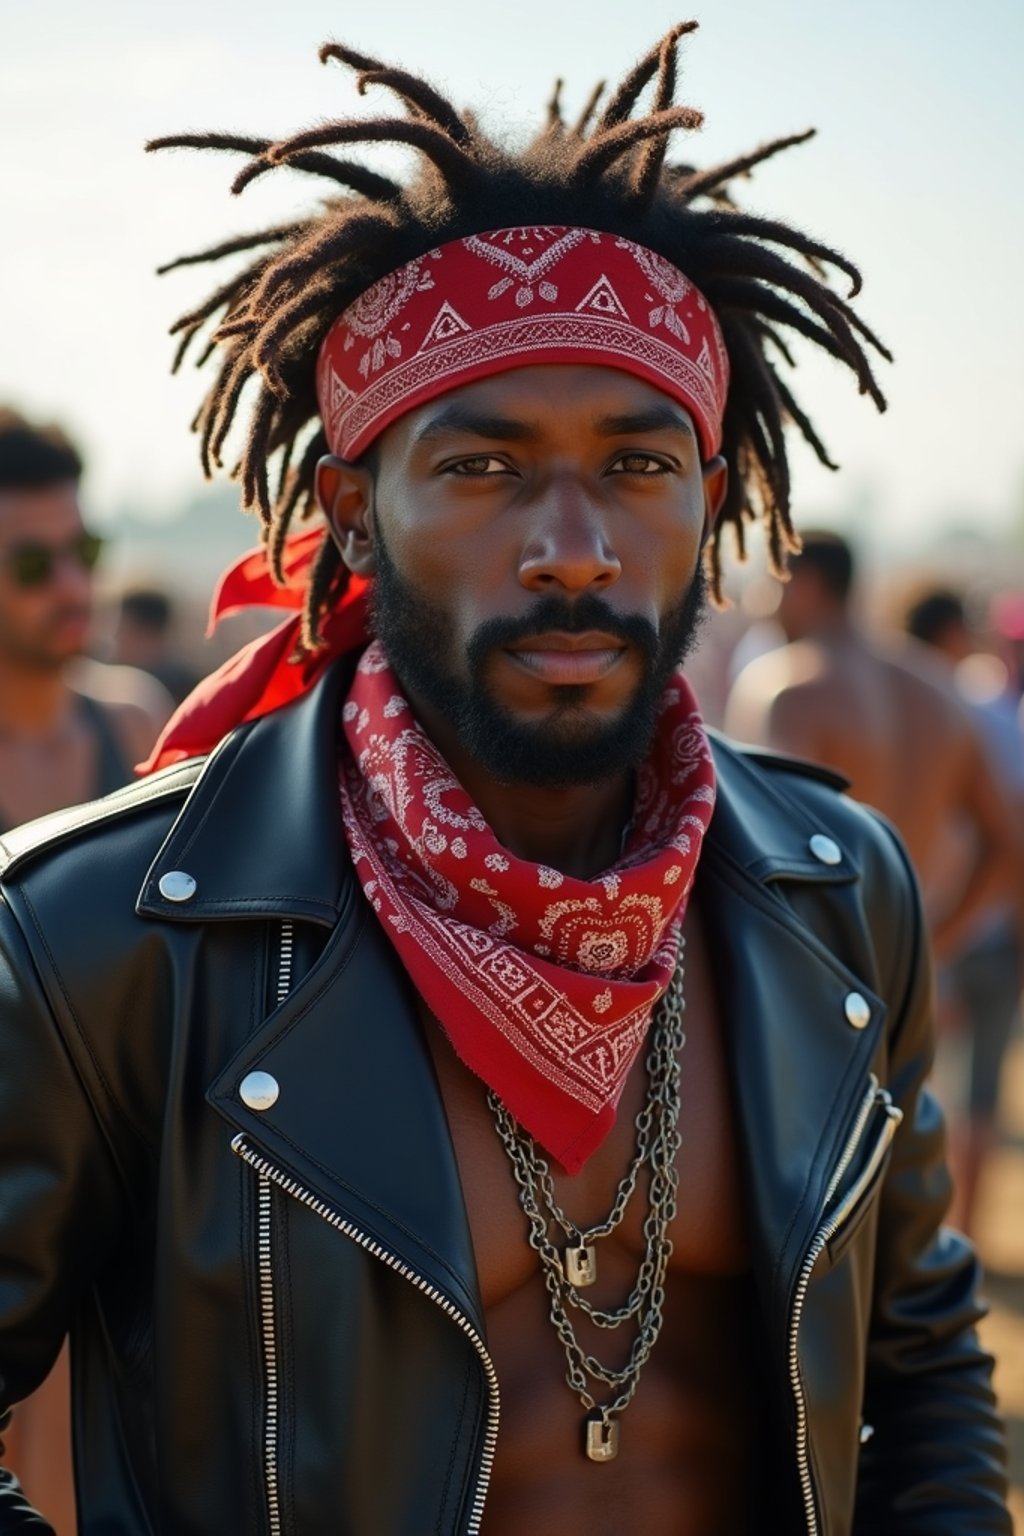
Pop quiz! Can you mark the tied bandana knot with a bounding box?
[138,529,369,774]
[338,640,716,1173]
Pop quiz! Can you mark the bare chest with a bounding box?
[423,903,764,1532]
[423,901,749,1310]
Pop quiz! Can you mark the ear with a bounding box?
[700,454,728,543]
[315,454,377,576]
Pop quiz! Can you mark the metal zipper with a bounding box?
[253,920,295,1536]
[276,921,294,1005]
[823,1075,879,1209]
[233,1133,501,1534]
[257,1175,282,1536]
[787,1080,904,1536]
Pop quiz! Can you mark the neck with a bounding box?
[818,603,853,635]
[0,652,73,736]
[791,611,853,645]
[409,696,634,879]
[466,771,634,880]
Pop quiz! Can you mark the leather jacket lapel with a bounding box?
[140,665,481,1326]
[208,896,484,1336]
[703,741,887,1335]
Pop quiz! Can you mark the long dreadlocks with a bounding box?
[148,22,889,646]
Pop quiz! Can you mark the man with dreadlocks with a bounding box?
[0,23,1009,1535]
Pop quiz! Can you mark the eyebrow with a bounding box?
[412,399,697,447]
[413,407,541,446]
[595,406,696,439]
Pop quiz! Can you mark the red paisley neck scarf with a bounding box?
[338,640,716,1174]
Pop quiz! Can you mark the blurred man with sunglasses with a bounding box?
[0,407,171,1534]
[0,410,171,827]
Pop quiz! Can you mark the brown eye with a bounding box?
[613,453,668,475]
[448,456,509,476]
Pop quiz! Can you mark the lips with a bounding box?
[505,631,627,686]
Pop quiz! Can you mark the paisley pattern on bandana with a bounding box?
[316,225,729,465]
[338,641,716,1173]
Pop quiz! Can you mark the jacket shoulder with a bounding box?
[710,731,851,793]
[709,728,915,892]
[0,758,206,882]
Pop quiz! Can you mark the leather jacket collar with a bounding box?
[137,657,857,924]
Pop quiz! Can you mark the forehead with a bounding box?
[0,481,83,542]
[383,363,698,449]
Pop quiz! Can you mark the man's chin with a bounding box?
[10,649,75,674]
[456,702,657,789]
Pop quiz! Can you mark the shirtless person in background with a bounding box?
[902,588,1024,1236]
[0,408,170,1533]
[725,530,1017,962]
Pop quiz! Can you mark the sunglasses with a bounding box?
[2,532,104,590]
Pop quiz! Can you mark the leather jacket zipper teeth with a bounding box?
[253,920,295,1536]
[276,921,294,1005]
[241,919,499,1536]
[787,1076,904,1536]
[824,1074,879,1209]
[257,1174,282,1536]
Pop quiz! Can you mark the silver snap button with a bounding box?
[844,992,871,1030]
[239,1071,280,1112]
[158,870,197,903]
[809,833,841,866]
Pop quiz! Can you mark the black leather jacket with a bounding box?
[0,661,1009,1535]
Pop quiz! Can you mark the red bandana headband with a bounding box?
[317,226,729,461]
[140,226,727,775]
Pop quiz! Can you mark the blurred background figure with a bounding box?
[724,529,1017,977]
[903,587,1024,1238]
[0,409,172,826]
[112,585,200,705]
[0,407,173,1534]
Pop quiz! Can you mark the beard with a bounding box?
[369,531,708,789]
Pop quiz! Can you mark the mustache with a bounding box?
[467,595,659,670]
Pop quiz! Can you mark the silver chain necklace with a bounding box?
[487,942,686,1463]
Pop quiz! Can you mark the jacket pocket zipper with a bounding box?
[787,1076,904,1536]
[241,921,500,1536]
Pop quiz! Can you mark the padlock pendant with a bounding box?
[565,1243,597,1288]
[584,1413,620,1462]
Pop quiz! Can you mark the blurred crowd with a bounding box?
[714,533,1024,1245]
[1,405,1022,1529]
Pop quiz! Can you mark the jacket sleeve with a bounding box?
[854,823,1010,1533]
[0,892,129,1527]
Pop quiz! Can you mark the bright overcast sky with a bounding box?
[2,0,1021,553]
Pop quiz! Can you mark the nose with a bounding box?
[53,553,92,601]
[518,478,622,594]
